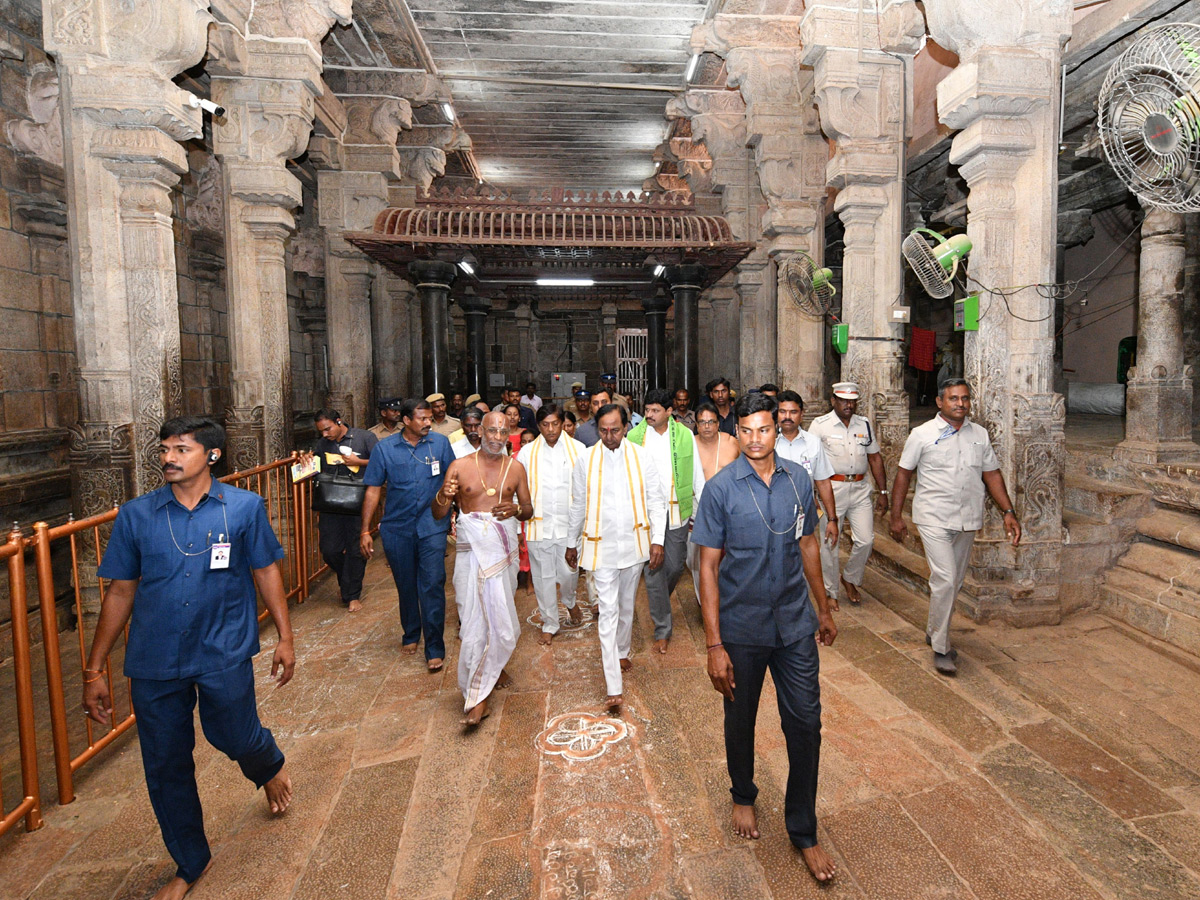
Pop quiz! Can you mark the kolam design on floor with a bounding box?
[536,712,631,761]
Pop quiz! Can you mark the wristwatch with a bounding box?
[1000,508,1016,516]
[878,490,889,494]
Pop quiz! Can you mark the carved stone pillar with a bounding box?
[666,264,705,400]
[926,0,1071,624]
[210,6,348,468]
[514,302,532,383]
[409,260,456,395]
[1116,208,1200,463]
[642,293,671,393]
[377,274,414,398]
[702,15,829,405]
[460,293,491,399]
[601,301,619,376]
[669,88,769,386]
[803,0,924,475]
[319,169,388,426]
[46,0,211,513]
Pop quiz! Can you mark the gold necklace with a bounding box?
[476,453,512,497]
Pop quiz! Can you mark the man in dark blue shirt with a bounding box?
[691,392,838,884]
[309,408,378,611]
[83,416,294,900]
[360,397,455,671]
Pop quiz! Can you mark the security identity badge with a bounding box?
[431,459,441,476]
[795,509,806,540]
[210,539,231,570]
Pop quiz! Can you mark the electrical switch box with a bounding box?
[831,323,849,354]
[954,294,980,332]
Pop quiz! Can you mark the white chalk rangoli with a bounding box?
[536,713,630,761]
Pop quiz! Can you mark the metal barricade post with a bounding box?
[1,525,43,835]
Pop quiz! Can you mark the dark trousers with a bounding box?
[318,512,367,603]
[723,636,822,848]
[131,659,284,883]
[380,526,448,661]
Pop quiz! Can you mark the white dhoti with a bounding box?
[455,512,521,711]
[527,540,579,634]
[591,564,642,696]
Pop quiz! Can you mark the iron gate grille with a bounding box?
[616,328,648,412]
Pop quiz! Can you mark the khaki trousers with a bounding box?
[916,524,976,654]
[819,479,876,599]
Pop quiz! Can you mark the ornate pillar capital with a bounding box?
[800,1,924,64]
[923,0,1070,64]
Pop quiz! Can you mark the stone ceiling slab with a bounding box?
[406,0,712,192]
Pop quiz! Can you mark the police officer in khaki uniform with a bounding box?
[809,382,889,605]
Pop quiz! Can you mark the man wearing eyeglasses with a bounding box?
[889,379,1021,676]
[809,382,890,606]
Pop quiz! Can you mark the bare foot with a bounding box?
[495,668,513,689]
[619,657,632,671]
[151,862,212,900]
[605,694,623,711]
[401,643,419,654]
[347,599,363,612]
[427,657,444,673]
[538,631,553,645]
[568,604,583,625]
[264,768,291,815]
[800,844,838,882]
[732,802,759,839]
[461,698,490,726]
[653,638,669,655]
[841,577,860,604]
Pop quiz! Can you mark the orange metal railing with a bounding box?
[8,453,352,816]
[0,526,44,836]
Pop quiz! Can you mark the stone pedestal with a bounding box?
[46,0,211,512]
[665,265,705,400]
[927,0,1072,624]
[1117,208,1200,464]
[459,294,491,399]
[803,0,924,476]
[409,260,457,395]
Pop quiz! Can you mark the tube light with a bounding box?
[685,53,700,82]
[458,260,475,275]
[442,102,455,121]
[653,265,665,277]
[537,277,594,287]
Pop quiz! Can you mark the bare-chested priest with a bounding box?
[434,411,532,725]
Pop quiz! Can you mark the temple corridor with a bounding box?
[3,555,1200,900]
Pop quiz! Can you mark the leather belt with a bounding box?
[830,473,866,482]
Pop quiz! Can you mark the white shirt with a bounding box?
[451,437,478,459]
[808,411,880,476]
[568,439,666,569]
[899,414,1000,531]
[517,435,585,542]
[641,424,706,529]
[775,428,834,481]
[520,393,543,412]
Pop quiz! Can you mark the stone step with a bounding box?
[1137,508,1200,554]
[1064,472,1151,523]
[1100,578,1200,659]
[1062,508,1120,546]
[1104,562,1200,621]
[1119,541,1200,592]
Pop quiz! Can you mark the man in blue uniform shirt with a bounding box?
[83,416,295,900]
[360,397,455,671]
[691,392,838,884]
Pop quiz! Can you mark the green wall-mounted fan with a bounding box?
[902,229,972,299]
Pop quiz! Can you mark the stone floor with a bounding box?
[3,550,1200,900]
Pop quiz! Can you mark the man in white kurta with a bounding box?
[518,404,587,644]
[567,405,666,710]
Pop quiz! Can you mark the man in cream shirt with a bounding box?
[518,403,587,645]
[567,403,666,712]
